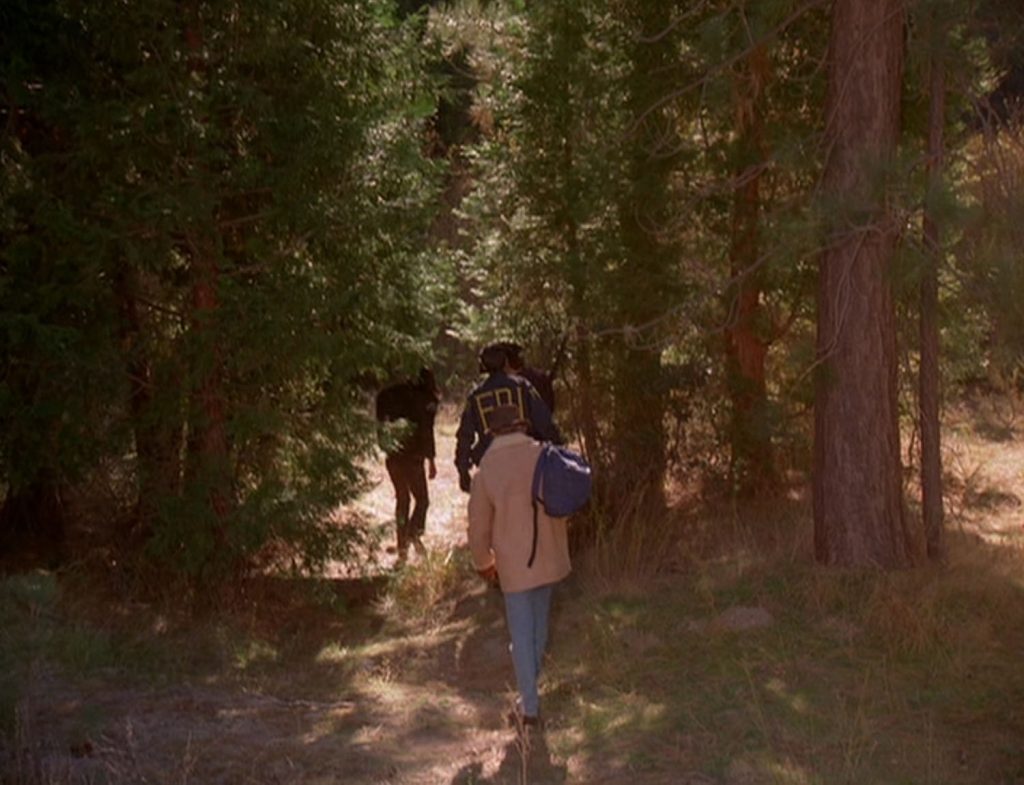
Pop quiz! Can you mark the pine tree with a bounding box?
[813,0,922,567]
[1,0,443,579]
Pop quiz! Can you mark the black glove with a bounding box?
[459,471,472,494]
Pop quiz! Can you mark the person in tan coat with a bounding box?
[467,405,571,726]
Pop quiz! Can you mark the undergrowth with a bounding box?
[546,505,1024,784]
[4,501,1024,783]
[376,545,471,627]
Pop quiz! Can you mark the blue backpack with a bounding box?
[528,444,592,567]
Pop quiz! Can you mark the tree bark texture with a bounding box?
[813,0,921,567]
[187,238,232,522]
[559,118,601,475]
[182,4,232,526]
[725,43,774,495]
[566,203,601,477]
[114,266,184,541]
[920,39,945,560]
[610,0,673,510]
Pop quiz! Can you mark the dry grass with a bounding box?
[5,396,1024,784]
[540,394,1024,783]
[934,393,1024,545]
[545,520,1024,782]
[577,489,682,591]
[377,546,470,627]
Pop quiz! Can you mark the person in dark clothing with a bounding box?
[455,344,562,494]
[497,341,557,414]
[375,368,440,565]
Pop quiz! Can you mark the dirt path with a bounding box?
[352,404,472,563]
[18,408,574,784]
[22,587,562,784]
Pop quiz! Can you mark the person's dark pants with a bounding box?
[385,454,428,553]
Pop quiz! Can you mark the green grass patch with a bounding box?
[1,572,120,675]
[544,542,1024,783]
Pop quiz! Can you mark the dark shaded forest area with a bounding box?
[4,1,1024,783]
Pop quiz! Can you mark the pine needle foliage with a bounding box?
[1,0,446,583]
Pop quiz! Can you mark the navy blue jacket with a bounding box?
[455,372,561,477]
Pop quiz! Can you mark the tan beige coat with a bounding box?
[467,433,571,593]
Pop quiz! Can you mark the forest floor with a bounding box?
[4,398,1024,784]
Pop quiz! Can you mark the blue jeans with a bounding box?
[503,583,556,717]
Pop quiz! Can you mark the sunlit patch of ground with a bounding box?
[9,394,1024,784]
[350,403,470,570]
[939,394,1024,546]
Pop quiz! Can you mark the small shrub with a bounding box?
[379,547,468,626]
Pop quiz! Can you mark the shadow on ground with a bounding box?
[451,729,568,785]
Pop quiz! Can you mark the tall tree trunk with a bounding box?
[813,0,922,568]
[920,31,945,560]
[113,266,184,543]
[566,206,600,474]
[183,4,232,533]
[611,346,666,505]
[572,326,600,468]
[725,43,774,496]
[560,100,600,473]
[609,0,673,511]
[187,236,232,523]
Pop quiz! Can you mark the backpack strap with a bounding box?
[531,444,546,499]
[529,498,538,568]
[528,445,549,568]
